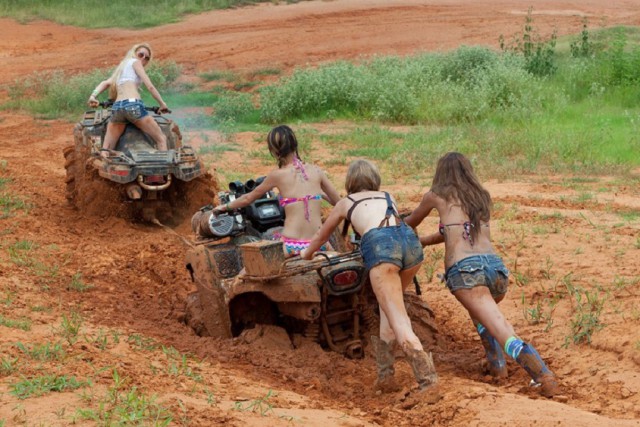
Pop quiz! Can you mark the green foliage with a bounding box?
[0,356,19,376]
[562,276,607,346]
[68,272,94,292]
[0,315,31,331]
[75,369,172,425]
[15,341,66,361]
[500,7,557,76]
[10,374,88,399]
[59,311,83,345]
[234,390,276,416]
[570,19,597,58]
[213,91,256,122]
[260,49,538,125]
[0,0,281,29]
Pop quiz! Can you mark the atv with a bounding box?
[183,178,438,358]
[63,101,215,222]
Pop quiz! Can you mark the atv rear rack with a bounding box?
[240,250,363,281]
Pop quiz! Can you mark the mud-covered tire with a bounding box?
[63,135,124,218]
[404,292,439,347]
[186,245,232,339]
[170,172,219,223]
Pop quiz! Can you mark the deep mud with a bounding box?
[1,1,640,426]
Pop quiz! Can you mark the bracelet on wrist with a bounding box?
[91,90,99,97]
[225,202,231,211]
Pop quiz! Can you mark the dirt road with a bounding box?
[1,1,639,425]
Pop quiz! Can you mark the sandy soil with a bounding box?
[1,1,640,426]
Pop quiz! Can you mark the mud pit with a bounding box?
[1,1,640,426]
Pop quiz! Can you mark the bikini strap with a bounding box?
[378,192,402,227]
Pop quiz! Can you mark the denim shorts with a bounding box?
[444,254,509,298]
[110,99,148,123]
[360,223,424,271]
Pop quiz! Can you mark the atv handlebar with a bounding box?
[98,101,171,114]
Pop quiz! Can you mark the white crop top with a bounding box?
[117,58,142,87]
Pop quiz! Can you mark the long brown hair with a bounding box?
[431,152,491,241]
[267,125,301,168]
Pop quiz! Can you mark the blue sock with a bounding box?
[476,323,506,372]
[504,336,525,359]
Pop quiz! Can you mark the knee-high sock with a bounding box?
[476,323,506,372]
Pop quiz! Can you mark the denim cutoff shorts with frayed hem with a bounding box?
[444,254,509,298]
[110,99,148,124]
[360,223,424,271]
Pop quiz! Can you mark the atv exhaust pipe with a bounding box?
[137,174,172,191]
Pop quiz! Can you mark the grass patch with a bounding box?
[0,315,31,331]
[75,369,172,425]
[10,375,89,399]
[15,341,66,362]
[68,272,94,292]
[0,1,286,29]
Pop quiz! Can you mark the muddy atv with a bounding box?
[63,101,215,222]
[183,178,438,358]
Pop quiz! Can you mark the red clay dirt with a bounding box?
[1,1,640,426]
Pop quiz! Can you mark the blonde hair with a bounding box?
[108,43,153,100]
[345,159,381,194]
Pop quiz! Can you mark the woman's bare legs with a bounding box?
[369,263,422,351]
[370,262,438,392]
[102,122,127,151]
[454,286,560,397]
[134,116,168,151]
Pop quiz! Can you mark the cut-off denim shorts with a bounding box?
[444,254,509,298]
[110,99,148,124]
[360,223,424,271]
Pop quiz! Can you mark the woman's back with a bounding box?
[430,192,495,268]
[345,190,400,237]
[273,162,328,240]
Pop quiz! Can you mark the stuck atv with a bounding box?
[63,101,215,222]
[183,178,438,358]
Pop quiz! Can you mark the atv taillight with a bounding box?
[333,270,359,286]
[145,175,165,184]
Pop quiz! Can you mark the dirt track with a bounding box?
[1,1,640,426]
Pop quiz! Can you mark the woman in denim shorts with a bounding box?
[405,152,561,398]
[302,160,439,401]
[87,43,169,154]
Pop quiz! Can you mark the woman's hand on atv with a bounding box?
[300,248,314,260]
[212,204,226,216]
[158,102,169,114]
[88,96,99,108]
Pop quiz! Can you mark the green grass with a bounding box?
[0,1,288,29]
[10,375,89,399]
[15,341,66,362]
[0,315,31,331]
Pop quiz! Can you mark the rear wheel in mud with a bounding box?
[168,172,218,224]
[184,245,232,338]
[404,292,439,348]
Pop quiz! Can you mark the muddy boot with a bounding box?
[371,336,399,393]
[405,348,438,390]
[476,324,507,378]
[515,343,561,398]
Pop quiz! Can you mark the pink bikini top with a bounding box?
[277,155,322,221]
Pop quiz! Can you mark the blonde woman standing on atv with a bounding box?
[88,43,169,153]
[405,152,561,398]
[213,125,341,257]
